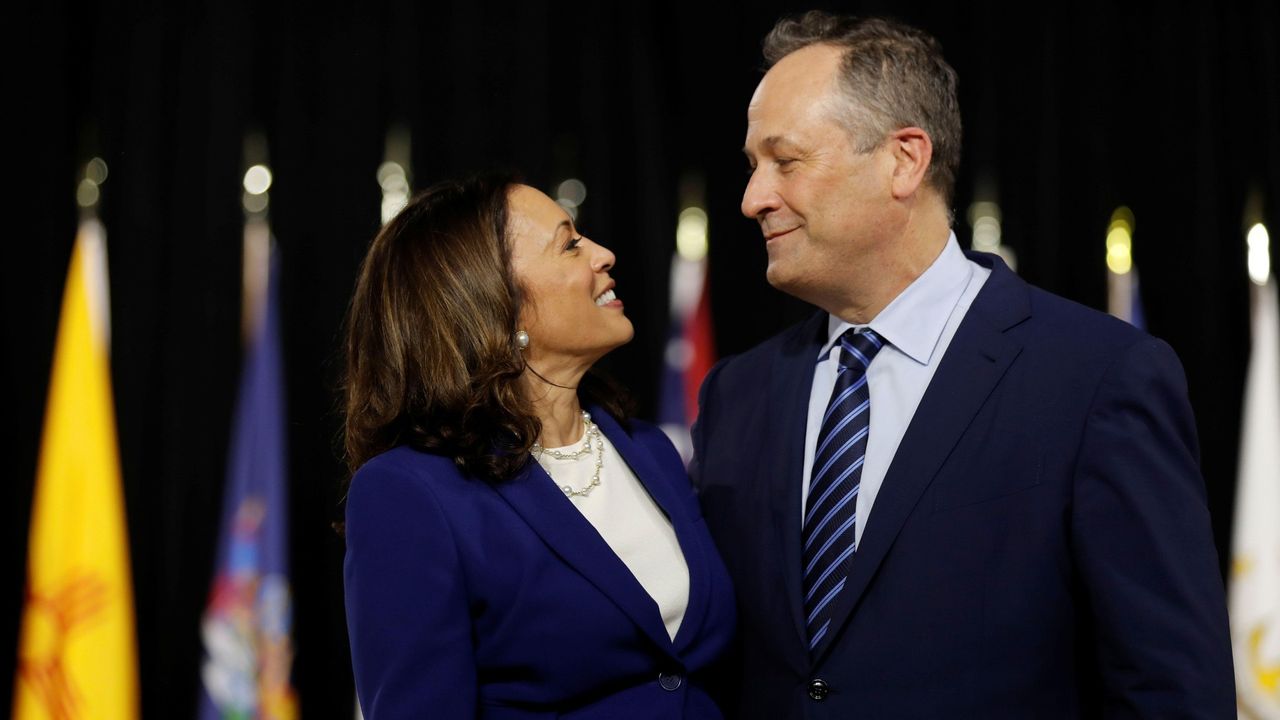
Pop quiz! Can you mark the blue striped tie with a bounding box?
[802,328,883,652]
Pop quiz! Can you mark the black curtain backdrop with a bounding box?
[5,1,1278,716]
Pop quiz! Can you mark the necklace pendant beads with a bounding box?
[532,411,605,498]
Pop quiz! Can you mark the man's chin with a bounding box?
[767,263,832,311]
[765,263,801,294]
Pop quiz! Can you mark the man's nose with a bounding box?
[741,170,779,219]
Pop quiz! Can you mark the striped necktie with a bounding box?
[802,327,883,652]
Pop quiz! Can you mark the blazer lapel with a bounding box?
[769,313,829,671]
[492,431,676,657]
[590,410,710,654]
[810,253,1032,663]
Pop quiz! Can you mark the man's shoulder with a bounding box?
[964,252,1147,350]
[1020,282,1152,352]
[968,250,1148,352]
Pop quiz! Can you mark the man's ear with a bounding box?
[887,127,932,200]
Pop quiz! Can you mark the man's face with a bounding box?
[741,44,894,304]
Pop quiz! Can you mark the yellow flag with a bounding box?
[13,219,138,720]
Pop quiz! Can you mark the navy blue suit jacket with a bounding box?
[691,252,1234,718]
[345,410,736,719]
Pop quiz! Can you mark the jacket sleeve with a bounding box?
[1071,338,1235,718]
[344,460,477,719]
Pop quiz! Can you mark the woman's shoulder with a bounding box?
[345,446,499,532]
[349,445,471,498]
[356,444,454,476]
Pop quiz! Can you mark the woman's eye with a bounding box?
[566,236,582,251]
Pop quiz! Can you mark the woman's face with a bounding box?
[508,184,633,371]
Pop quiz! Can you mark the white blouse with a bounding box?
[534,431,690,641]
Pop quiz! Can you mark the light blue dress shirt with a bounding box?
[801,234,991,545]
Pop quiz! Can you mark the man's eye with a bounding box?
[776,158,795,168]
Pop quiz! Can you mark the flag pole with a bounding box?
[658,172,716,465]
[1229,195,1279,717]
[197,134,298,720]
[1105,206,1143,328]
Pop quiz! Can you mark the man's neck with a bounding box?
[826,209,951,325]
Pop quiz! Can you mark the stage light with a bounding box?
[1247,223,1271,285]
[1106,227,1132,275]
[377,161,406,190]
[556,178,587,208]
[1106,207,1134,276]
[243,191,269,214]
[1109,206,1134,235]
[966,199,1017,269]
[378,161,409,225]
[676,207,709,262]
[553,200,577,222]
[76,158,108,209]
[972,216,1000,252]
[967,201,1002,252]
[76,178,99,208]
[86,157,108,185]
[243,164,272,195]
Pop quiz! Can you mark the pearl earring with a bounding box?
[515,330,530,350]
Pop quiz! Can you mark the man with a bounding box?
[691,12,1234,718]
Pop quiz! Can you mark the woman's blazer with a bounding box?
[344,409,737,719]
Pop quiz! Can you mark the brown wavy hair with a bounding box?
[342,174,630,481]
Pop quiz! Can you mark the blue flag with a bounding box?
[198,246,298,720]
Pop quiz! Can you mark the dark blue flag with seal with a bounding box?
[198,245,298,720]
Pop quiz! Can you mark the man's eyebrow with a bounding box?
[742,135,790,156]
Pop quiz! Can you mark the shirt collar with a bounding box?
[819,232,973,366]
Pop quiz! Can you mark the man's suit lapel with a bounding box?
[769,313,829,671]
[810,252,1032,663]
[492,418,678,657]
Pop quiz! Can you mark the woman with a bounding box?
[342,174,736,719]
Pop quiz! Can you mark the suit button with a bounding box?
[658,672,683,691]
[808,678,830,701]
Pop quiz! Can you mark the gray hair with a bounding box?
[763,12,962,206]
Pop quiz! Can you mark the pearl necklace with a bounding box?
[531,411,605,498]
